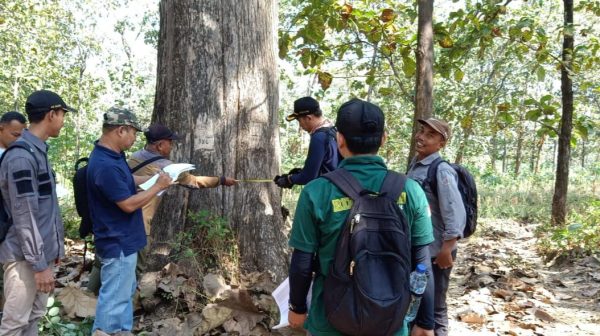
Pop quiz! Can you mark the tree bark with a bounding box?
[407,0,434,167]
[502,139,507,173]
[514,121,524,176]
[534,134,545,174]
[150,0,288,281]
[551,0,574,226]
[454,130,468,165]
[580,140,585,168]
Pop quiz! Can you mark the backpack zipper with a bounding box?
[350,214,360,233]
[349,214,360,275]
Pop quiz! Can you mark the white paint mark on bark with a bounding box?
[260,189,274,216]
[194,118,215,151]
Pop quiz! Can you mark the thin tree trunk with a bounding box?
[502,140,507,173]
[580,140,585,168]
[534,134,545,174]
[551,0,574,226]
[150,0,288,281]
[407,0,434,168]
[514,121,524,175]
[455,130,468,165]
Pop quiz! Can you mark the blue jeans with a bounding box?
[93,251,137,333]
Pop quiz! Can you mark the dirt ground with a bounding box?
[445,219,600,336]
[55,217,600,335]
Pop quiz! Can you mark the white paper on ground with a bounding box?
[139,163,195,195]
[272,277,313,330]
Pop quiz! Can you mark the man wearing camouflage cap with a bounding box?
[0,90,73,334]
[86,107,173,335]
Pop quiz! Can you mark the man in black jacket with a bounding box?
[274,97,340,188]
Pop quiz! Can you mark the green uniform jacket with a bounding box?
[289,155,434,336]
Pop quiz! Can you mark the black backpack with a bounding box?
[314,126,343,173]
[425,157,478,238]
[73,155,164,239]
[0,142,38,243]
[322,168,412,336]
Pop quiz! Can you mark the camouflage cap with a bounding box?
[103,107,142,131]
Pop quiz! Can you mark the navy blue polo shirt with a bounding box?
[87,142,146,258]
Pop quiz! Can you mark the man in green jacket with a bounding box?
[287,98,435,336]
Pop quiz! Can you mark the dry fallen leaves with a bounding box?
[56,285,97,318]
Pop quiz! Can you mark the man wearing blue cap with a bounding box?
[287,98,435,336]
[274,97,341,188]
[0,90,73,334]
[128,124,236,271]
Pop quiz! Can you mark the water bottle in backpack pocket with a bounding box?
[404,263,428,323]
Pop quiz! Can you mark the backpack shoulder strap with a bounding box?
[379,170,407,202]
[0,142,38,169]
[74,157,89,171]
[322,168,363,200]
[426,157,446,196]
[130,155,164,174]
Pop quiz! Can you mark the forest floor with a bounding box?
[52,218,600,335]
[445,219,600,336]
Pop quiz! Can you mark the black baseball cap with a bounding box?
[286,97,320,121]
[25,90,76,115]
[335,98,384,138]
[144,124,181,143]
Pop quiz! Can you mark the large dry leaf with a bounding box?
[56,285,97,318]
[222,310,263,334]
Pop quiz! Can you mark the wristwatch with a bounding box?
[288,302,307,314]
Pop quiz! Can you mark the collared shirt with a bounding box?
[289,155,434,336]
[127,148,219,235]
[87,142,146,258]
[0,130,64,271]
[407,152,466,257]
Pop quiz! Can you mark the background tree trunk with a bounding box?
[534,134,545,173]
[407,0,434,167]
[551,0,574,226]
[150,0,288,281]
[514,121,524,175]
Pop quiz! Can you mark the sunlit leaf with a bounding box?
[536,67,546,81]
[317,71,333,91]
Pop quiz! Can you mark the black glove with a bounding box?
[274,174,293,188]
[288,167,302,175]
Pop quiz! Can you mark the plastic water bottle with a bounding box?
[404,263,428,323]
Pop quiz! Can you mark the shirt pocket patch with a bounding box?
[38,172,52,197]
[13,170,34,196]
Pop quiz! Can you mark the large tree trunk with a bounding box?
[407,0,434,167]
[150,0,288,281]
[551,0,574,226]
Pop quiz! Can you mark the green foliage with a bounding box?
[38,296,93,336]
[479,165,597,223]
[171,210,239,277]
[537,199,600,258]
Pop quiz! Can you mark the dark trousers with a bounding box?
[431,249,457,336]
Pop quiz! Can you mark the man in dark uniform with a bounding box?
[0,90,73,334]
[274,97,340,188]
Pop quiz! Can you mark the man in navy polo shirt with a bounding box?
[87,108,172,335]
